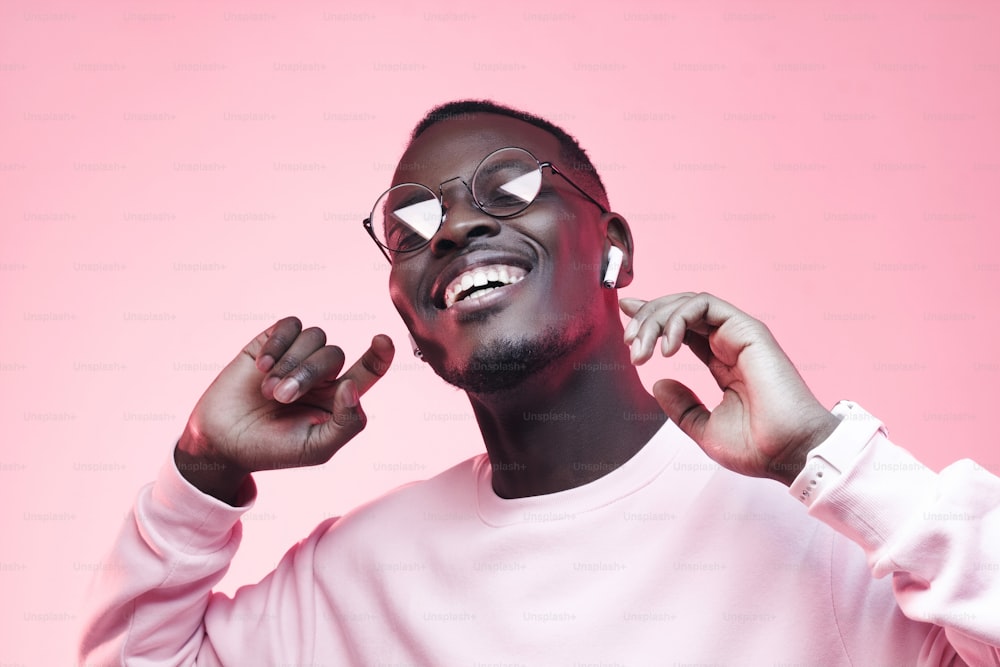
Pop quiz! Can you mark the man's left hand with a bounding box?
[620,293,840,486]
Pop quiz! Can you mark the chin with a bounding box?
[432,324,591,395]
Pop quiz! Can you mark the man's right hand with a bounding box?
[174,317,395,504]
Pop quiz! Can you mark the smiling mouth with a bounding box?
[443,264,527,309]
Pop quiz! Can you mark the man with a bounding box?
[79,100,999,665]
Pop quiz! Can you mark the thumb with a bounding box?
[653,378,710,445]
[307,379,368,464]
[340,334,395,398]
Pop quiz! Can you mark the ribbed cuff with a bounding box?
[807,434,937,555]
[138,455,258,554]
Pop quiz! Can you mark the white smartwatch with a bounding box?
[789,401,887,507]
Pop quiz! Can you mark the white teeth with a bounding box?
[442,263,529,308]
[466,286,496,301]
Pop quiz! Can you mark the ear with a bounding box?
[602,212,635,289]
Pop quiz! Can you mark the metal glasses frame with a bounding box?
[362,146,608,262]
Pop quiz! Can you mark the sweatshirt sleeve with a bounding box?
[77,455,304,666]
[797,404,1000,666]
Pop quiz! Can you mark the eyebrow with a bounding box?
[476,158,529,178]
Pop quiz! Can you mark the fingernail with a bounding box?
[624,319,639,342]
[257,354,275,373]
[661,335,671,356]
[274,378,300,403]
[630,339,642,363]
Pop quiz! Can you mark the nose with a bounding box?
[429,179,502,255]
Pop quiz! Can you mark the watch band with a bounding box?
[789,401,886,507]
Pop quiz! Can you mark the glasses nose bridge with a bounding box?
[437,175,476,217]
[427,172,504,255]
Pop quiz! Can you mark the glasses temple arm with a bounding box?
[363,217,393,263]
[546,164,609,214]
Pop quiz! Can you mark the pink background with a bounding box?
[2,0,999,663]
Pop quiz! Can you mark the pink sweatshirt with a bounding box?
[79,407,1000,666]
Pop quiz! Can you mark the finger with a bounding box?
[251,317,303,373]
[676,330,714,367]
[261,327,334,399]
[620,293,695,344]
[338,334,395,397]
[618,297,647,318]
[302,379,367,466]
[300,336,394,462]
[630,295,698,364]
[674,331,739,392]
[652,378,710,445]
[620,293,697,317]
[620,298,648,343]
[660,293,746,359]
[271,345,348,404]
[630,314,666,365]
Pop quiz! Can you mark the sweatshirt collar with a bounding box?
[475,419,719,527]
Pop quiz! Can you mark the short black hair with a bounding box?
[409,99,609,208]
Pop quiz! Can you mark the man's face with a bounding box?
[387,113,615,394]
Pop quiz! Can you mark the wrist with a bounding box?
[174,429,250,506]
[769,411,841,486]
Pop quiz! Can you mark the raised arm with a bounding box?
[78,319,394,665]
[621,292,1000,664]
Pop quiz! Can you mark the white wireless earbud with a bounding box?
[602,247,624,289]
[408,333,424,360]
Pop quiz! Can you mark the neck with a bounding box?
[467,332,667,499]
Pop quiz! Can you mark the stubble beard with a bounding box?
[435,322,594,395]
